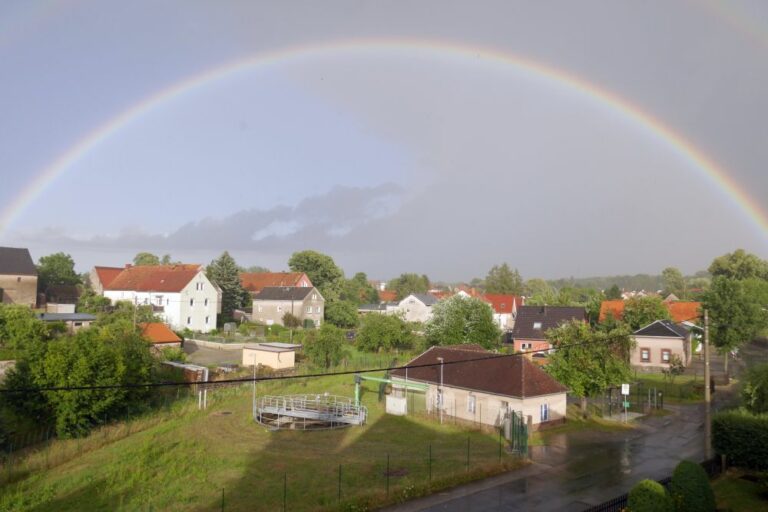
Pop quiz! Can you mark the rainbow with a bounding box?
[2,38,767,239]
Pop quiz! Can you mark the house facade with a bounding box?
[509,306,587,353]
[103,264,220,333]
[251,286,324,327]
[397,293,439,323]
[483,294,523,331]
[631,320,694,371]
[0,247,38,308]
[390,345,568,429]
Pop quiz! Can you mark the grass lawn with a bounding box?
[529,405,633,446]
[632,373,703,404]
[0,373,523,512]
[712,469,768,511]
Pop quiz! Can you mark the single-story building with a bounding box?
[631,320,695,371]
[35,312,96,334]
[390,344,568,430]
[140,322,183,349]
[242,342,302,370]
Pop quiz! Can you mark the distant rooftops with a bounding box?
[511,306,587,340]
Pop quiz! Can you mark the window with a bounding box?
[277,306,283,312]
[540,403,549,422]
[143,298,148,305]
[166,298,169,305]
[641,348,650,362]
[186,317,191,325]
[306,306,312,313]
[316,306,321,313]
[190,298,194,307]
[312,293,317,300]
[533,322,542,330]
[17,277,21,282]
[467,395,476,414]
[257,305,263,313]
[661,349,671,363]
[205,316,209,325]
[74,322,82,327]
[204,298,208,306]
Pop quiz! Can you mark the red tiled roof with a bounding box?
[140,322,182,344]
[598,300,701,323]
[431,291,453,300]
[391,345,567,398]
[482,294,523,314]
[94,266,124,289]
[378,290,398,302]
[240,272,312,293]
[106,264,201,292]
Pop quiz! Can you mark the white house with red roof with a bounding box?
[102,264,220,332]
[483,294,523,331]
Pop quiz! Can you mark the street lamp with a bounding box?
[437,357,444,424]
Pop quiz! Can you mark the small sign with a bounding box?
[623,401,630,408]
[621,383,630,396]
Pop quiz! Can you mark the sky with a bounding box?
[1,0,767,282]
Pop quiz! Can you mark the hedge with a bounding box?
[668,460,715,512]
[627,479,673,512]
[712,409,768,470]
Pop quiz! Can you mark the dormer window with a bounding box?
[533,322,542,330]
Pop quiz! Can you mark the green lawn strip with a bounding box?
[632,373,703,404]
[711,470,768,511]
[0,373,521,511]
[529,408,633,447]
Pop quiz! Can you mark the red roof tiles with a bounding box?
[94,266,124,289]
[106,264,202,292]
[378,290,398,302]
[239,272,312,293]
[140,322,182,344]
[598,300,701,323]
[482,294,523,314]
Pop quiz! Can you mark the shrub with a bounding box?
[627,479,673,512]
[741,363,768,414]
[281,312,302,329]
[712,409,768,469]
[668,460,715,512]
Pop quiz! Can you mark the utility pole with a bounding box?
[704,308,712,459]
[437,357,444,425]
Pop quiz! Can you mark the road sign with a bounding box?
[623,401,630,408]
[621,383,629,396]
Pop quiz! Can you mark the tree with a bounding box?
[357,314,414,352]
[288,250,345,300]
[387,273,430,300]
[668,460,715,512]
[523,278,557,304]
[77,290,112,314]
[324,301,359,329]
[605,284,623,300]
[282,312,302,329]
[627,479,674,512]
[244,265,270,273]
[662,267,687,298]
[484,263,524,295]
[303,324,345,368]
[708,249,768,281]
[132,252,161,266]
[741,363,768,415]
[424,295,501,349]
[340,272,379,305]
[207,251,251,323]
[662,354,685,384]
[37,252,81,291]
[622,296,671,330]
[545,321,633,416]
[0,304,50,351]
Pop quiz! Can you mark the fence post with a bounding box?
[498,429,502,463]
[466,436,470,472]
[386,453,390,497]
[283,472,287,512]
[338,464,342,503]
[428,444,432,483]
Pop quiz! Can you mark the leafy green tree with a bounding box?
[741,363,768,415]
[357,314,414,352]
[627,479,674,512]
[324,301,359,329]
[340,272,379,305]
[622,296,671,330]
[662,267,687,298]
[303,324,345,368]
[484,263,524,295]
[77,290,112,314]
[545,321,633,416]
[668,460,715,512]
[96,301,159,327]
[424,295,501,349]
[662,354,685,384]
[605,284,623,300]
[207,251,251,323]
[244,265,270,273]
[523,278,557,304]
[708,249,768,280]
[0,304,50,351]
[282,312,302,329]
[132,252,161,266]
[288,250,345,299]
[388,273,430,300]
[37,252,81,291]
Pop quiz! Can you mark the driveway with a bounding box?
[384,402,713,512]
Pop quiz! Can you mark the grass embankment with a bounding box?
[712,469,768,511]
[0,374,523,511]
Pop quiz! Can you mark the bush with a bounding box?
[712,409,768,469]
[741,363,768,414]
[668,460,715,512]
[627,479,673,512]
[159,347,186,363]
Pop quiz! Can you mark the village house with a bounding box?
[390,345,568,430]
[482,293,523,331]
[396,293,439,323]
[0,247,38,308]
[631,319,696,372]
[102,264,220,333]
[89,266,124,295]
[251,286,324,327]
[509,305,587,353]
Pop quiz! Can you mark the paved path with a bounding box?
[383,403,710,512]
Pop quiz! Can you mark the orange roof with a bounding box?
[140,322,182,344]
[483,294,523,314]
[379,290,398,302]
[106,264,201,292]
[598,300,701,323]
[240,272,312,293]
[431,290,453,300]
[94,266,123,288]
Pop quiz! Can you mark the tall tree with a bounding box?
[605,284,623,300]
[207,251,250,323]
[132,252,161,266]
[37,252,81,291]
[708,249,768,281]
[303,324,345,368]
[0,304,50,351]
[484,263,524,295]
[357,314,414,352]
[622,296,671,330]
[661,267,686,298]
[324,301,359,329]
[388,273,430,300]
[545,321,634,416]
[288,250,344,300]
[340,272,379,305]
[424,295,501,349]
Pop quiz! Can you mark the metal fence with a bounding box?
[585,457,723,512]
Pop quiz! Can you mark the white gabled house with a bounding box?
[102,264,220,333]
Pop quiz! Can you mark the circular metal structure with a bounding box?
[254,394,368,431]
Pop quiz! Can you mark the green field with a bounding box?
[633,373,704,404]
[0,374,523,511]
